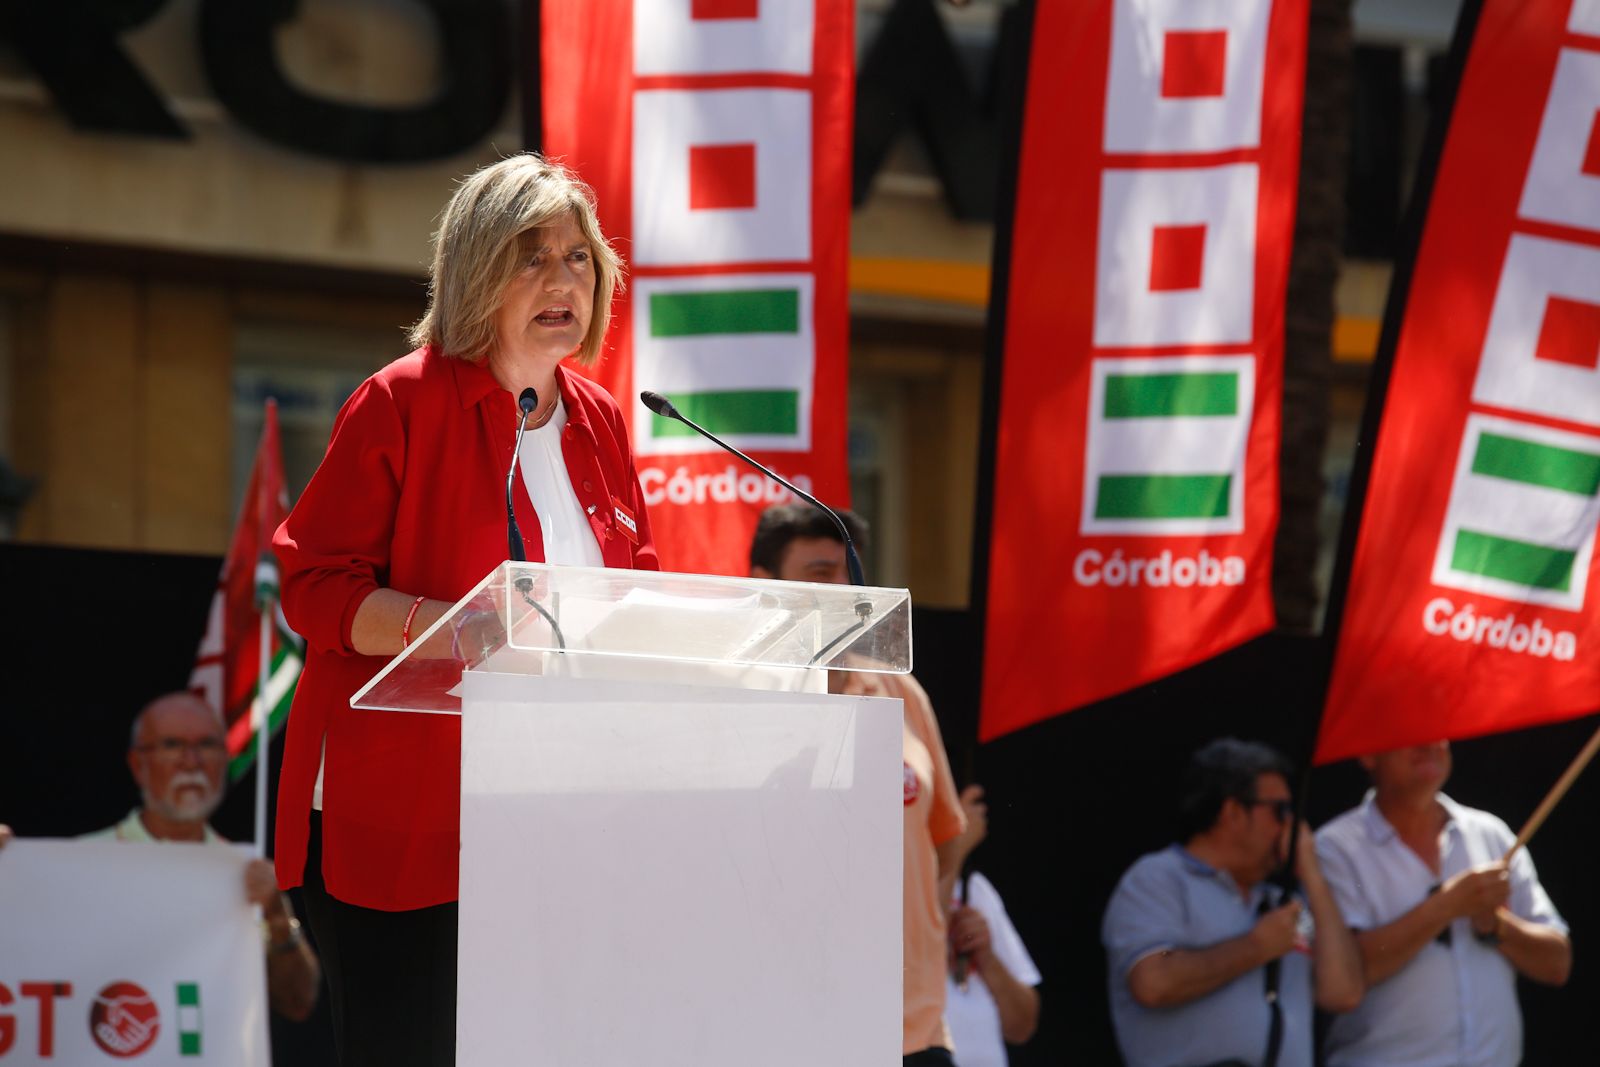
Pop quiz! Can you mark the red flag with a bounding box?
[978,0,1308,739]
[190,399,302,781]
[539,0,854,575]
[1318,0,1600,764]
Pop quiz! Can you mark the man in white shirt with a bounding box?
[1315,741,1571,1067]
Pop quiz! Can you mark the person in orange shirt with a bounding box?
[750,504,968,1065]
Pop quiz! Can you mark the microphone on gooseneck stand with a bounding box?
[504,387,565,649]
[640,390,873,666]
[640,390,868,589]
[506,387,539,564]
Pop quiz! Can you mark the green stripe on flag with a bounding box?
[227,644,300,783]
[1095,474,1232,520]
[1471,432,1600,496]
[1104,372,1238,418]
[226,694,293,783]
[651,390,800,437]
[1451,529,1576,591]
[649,289,800,337]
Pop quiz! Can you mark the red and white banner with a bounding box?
[1318,0,1600,764]
[978,0,1307,739]
[540,0,854,575]
[0,841,268,1065]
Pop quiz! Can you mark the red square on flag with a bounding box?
[1583,108,1600,178]
[1149,224,1207,291]
[1535,295,1600,370]
[692,0,758,19]
[688,143,757,211]
[1161,30,1228,99]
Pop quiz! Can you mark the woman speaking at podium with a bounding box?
[272,154,657,1066]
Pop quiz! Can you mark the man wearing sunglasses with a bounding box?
[1102,738,1362,1067]
[1314,741,1570,1067]
[83,691,322,1022]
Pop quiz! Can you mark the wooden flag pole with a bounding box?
[1504,719,1600,863]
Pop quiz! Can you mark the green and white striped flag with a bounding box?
[1433,414,1600,610]
[633,274,814,451]
[1082,356,1255,535]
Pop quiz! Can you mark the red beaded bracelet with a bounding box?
[401,595,426,648]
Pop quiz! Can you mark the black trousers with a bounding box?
[300,813,458,1067]
[904,1048,957,1066]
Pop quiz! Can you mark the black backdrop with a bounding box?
[914,610,1599,1066]
[2,543,1594,1065]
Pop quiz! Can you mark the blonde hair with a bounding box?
[410,153,623,366]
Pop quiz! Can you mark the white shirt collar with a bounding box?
[1358,788,1464,845]
[111,808,225,844]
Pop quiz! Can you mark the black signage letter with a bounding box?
[198,0,512,163]
[0,0,186,138]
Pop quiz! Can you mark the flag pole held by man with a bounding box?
[189,398,304,855]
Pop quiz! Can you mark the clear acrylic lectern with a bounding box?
[352,563,913,1067]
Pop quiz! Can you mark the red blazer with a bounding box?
[272,348,657,911]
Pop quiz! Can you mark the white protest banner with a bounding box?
[0,840,268,1065]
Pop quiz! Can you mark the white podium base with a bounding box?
[457,671,903,1067]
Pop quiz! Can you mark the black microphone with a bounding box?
[503,386,566,650]
[640,390,869,591]
[506,388,538,563]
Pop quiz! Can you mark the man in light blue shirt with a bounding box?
[1102,739,1362,1067]
[1315,740,1571,1067]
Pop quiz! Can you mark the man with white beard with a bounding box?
[85,691,322,1021]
